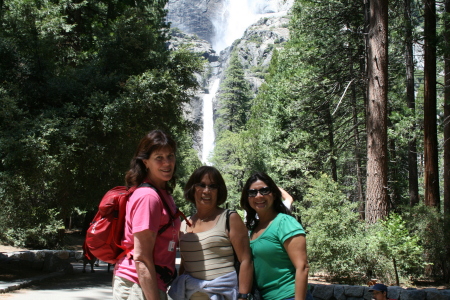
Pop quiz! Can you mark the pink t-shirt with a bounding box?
[114,186,181,291]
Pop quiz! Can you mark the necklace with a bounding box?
[196,213,215,222]
[199,215,213,222]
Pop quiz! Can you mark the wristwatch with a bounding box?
[237,293,253,300]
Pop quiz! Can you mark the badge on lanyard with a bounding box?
[168,221,176,252]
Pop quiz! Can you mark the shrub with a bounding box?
[1,208,64,249]
[298,174,368,283]
[297,174,426,285]
[366,213,425,285]
[402,204,450,280]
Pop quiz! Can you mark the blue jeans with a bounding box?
[283,290,314,300]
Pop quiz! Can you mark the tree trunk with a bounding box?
[405,0,420,206]
[423,0,440,208]
[365,0,389,223]
[325,102,338,182]
[350,46,365,218]
[444,0,450,223]
[360,0,370,220]
[443,0,450,283]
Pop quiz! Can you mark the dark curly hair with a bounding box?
[240,172,290,230]
[184,166,227,206]
[125,130,177,193]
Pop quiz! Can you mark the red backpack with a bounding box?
[84,183,188,264]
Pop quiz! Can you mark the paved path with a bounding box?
[0,262,113,300]
[0,255,181,300]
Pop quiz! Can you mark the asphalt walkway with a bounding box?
[0,262,113,299]
[0,255,181,299]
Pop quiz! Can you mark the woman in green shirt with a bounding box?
[240,172,312,300]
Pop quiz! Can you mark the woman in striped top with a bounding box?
[169,166,253,300]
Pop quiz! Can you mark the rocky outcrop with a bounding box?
[166,0,225,44]
[219,14,290,92]
[166,0,292,160]
[167,28,219,63]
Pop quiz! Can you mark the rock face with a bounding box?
[167,28,219,63]
[220,14,290,93]
[166,0,292,160]
[166,0,225,44]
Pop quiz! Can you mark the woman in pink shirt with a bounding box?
[113,130,181,300]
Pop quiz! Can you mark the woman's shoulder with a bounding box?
[275,213,297,223]
[275,213,304,231]
[129,186,165,206]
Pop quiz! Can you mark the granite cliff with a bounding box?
[166,0,292,160]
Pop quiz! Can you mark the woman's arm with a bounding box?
[134,229,160,300]
[228,212,253,298]
[179,256,185,275]
[284,234,309,300]
[279,187,294,209]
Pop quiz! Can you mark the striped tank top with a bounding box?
[179,210,236,299]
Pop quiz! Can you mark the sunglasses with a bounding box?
[195,183,219,190]
[248,187,271,197]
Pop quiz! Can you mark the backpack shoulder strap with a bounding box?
[225,209,237,232]
[139,182,191,234]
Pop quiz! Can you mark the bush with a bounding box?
[1,208,64,249]
[298,174,368,283]
[366,213,425,285]
[402,204,450,280]
[297,174,426,285]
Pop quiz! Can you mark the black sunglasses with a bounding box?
[195,183,219,190]
[248,187,271,197]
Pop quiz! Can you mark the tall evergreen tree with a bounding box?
[365,0,389,223]
[405,0,420,206]
[0,0,203,242]
[444,0,450,218]
[212,50,253,199]
[423,0,440,208]
[215,51,252,135]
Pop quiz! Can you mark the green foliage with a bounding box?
[0,0,203,247]
[299,174,368,283]
[215,51,252,134]
[0,209,64,249]
[299,175,425,284]
[372,213,425,282]
[402,204,450,279]
[211,130,256,207]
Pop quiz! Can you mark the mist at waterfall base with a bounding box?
[200,0,293,164]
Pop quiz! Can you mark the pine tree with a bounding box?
[215,51,252,135]
[365,0,389,223]
[423,0,440,208]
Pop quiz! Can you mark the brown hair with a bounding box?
[125,130,177,193]
[240,172,290,230]
[184,166,227,206]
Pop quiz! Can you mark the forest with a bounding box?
[1,0,449,286]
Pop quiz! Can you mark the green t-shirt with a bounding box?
[250,213,305,300]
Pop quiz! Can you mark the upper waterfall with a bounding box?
[212,0,294,52]
[166,0,294,164]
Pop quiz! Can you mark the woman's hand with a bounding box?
[284,234,309,300]
[229,212,253,295]
[134,229,160,300]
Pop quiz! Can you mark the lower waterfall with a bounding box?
[202,78,221,164]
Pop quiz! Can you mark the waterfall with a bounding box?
[201,0,294,163]
[212,0,294,52]
[202,78,221,164]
